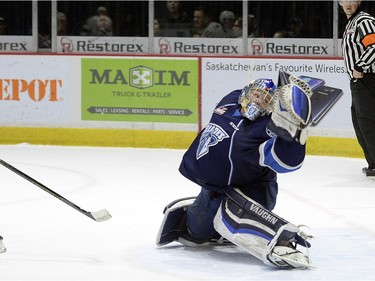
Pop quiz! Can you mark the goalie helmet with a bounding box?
[238,78,276,121]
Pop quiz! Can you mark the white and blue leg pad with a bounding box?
[213,188,313,269]
[156,197,196,246]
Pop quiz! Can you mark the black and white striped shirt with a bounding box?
[342,10,375,80]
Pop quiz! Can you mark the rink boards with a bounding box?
[0,54,361,158]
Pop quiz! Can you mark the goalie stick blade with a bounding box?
[89,209,112,222]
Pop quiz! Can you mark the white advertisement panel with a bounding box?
[0,55,198,132]
[249,38,338,57]
[0,36,35,52]
[0,55,356,138]
[57,36,148,54]
[201,57,354,137]
[154,37,243,56]
[0,56,71,126]
[56,37,338,57]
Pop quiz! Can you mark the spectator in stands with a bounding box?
[273,30,289,38]
[154,18,162,36]
[233,16,243,37]
[233,14,263,38]
[287,17,305,38]
[247,14,264,37]
[0,17,7,35]
[96,14,113,36]
[190,6,211,37]
[38,11,67,48]
[201,10,237,38]
[81,6,113,36]
[81,14,113,36]
[57,12,67,35]
[156,0,191,37]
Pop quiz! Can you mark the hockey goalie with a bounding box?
[156,73,314,269]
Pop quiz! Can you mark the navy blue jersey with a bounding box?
[179,90,306,192]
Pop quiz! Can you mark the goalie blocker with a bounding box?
[214,188,313,269]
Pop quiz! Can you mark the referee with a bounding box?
[341,0,375,176]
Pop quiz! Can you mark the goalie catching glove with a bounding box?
[267,75,312,145]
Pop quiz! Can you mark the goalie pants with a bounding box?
[350,74,375,169]
[187,181,278,240]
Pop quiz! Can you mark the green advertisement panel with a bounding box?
[81,58,198,123]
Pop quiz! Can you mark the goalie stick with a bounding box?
[0,159,111,222]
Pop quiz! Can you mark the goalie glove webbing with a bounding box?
[268,75,312,144]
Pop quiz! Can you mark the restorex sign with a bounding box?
[81,57,198,123]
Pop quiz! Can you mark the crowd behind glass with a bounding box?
[0,1,374,50]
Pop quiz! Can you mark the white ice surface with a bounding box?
[0,144,374,280]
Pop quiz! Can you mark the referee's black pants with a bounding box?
[350,73,375,169]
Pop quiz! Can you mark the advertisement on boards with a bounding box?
[249,38,336,57]
[81,57,198,124]
[155,37,243,56]
[201,57,353,137]
[57,36,148,54]
[0,36,35,52]
[0,56,70,125]
[56,37,339,57]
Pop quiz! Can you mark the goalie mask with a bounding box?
[238,78,276,121]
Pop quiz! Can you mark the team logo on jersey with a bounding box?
[214,106,227,115]
[196,123,229,159]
